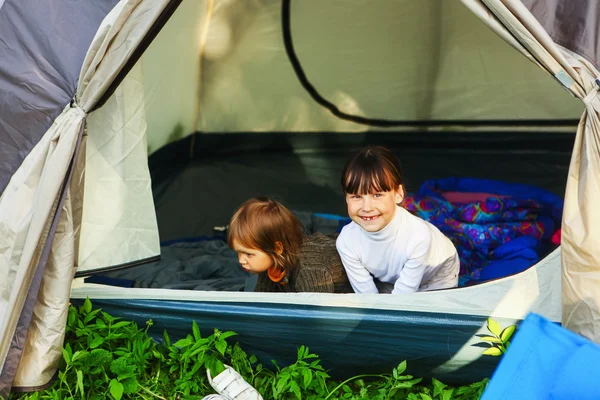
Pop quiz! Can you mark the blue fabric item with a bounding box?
[482,313,600,400]
[475,236,539,281]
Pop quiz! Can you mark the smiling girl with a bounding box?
[336,146,459,294]
[228,197,353,293]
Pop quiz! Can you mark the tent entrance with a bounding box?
[79,129,571,291]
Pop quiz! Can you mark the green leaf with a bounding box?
[82,298,92,314]
[67,308,77,327]
[162,330,170,346]
[110,358,136,377]
[192,321,201,341]
[122,377,139,395]
[442,388,454,400]
[84,309,101,324]
[211,359,225,376]
[396,360,407,375]
[500,325,516,343]
[111,321,131,330]
[71,350,88,363]
[420,394,433,400]
[482,347,503,356]
[432,378,446,397]
[302,369,312,389]
[487,318,502,337]
[394,378,422,388]
[219,331,238,341]
[76,369,85,397]
[109,379,123,400]
[102,312,116,323]
[174,337,193,348]
[478,335,502,343]
[290,381,301,399]
[215,339,227,356]
[297,346,305,360]
[89,335,105,349]
[276,375,288,393]
[62,344,72,364]
[88,349,112,367]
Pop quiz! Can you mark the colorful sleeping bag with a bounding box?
[403,178,563,284]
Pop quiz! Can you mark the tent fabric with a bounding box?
[0,107,86,395]
[523,0,600,69]
[0,0,119,196]
[0,0,170,392]
[139,0,583,153]
[481,312,600,400]
[2,0,600,393]
[463,0,600,343]
[78,62,160,274]
[79,298,502,384]
[72,245,562,321]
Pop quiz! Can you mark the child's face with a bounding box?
[345,187,403,233]
[231,239,275,274]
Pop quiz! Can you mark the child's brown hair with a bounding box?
[341,145,404,196]
[227,197,304,272]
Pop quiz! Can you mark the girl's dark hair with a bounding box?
[227,197,304,272]
[341,145,404,195]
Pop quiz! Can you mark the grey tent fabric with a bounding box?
[523,0,600,69]
[0,0,119,196]
[0,0,171,391]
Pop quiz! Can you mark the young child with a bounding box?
[336,146,460,294]
[228,197,353,293]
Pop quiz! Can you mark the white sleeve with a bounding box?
[392,228,432,294]
[336,232,379,294]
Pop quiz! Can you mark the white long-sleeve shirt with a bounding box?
[336,206,459,294]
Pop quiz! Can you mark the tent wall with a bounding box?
[140,0,584,153]
[77,63,160,274]
[0,0,119,195]
[197,0,581,133]
[523,0,600,70]
[140,0,207,154]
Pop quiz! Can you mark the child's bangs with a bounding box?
[343,163,396,195]
[227,211,260,249]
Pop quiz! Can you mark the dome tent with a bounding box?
[1,0,599,395]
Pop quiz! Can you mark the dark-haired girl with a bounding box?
[336,146,459,294]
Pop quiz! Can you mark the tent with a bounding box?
[1,0,599,395]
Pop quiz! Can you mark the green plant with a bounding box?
[10,299,489,400]
[477,318,516,356]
